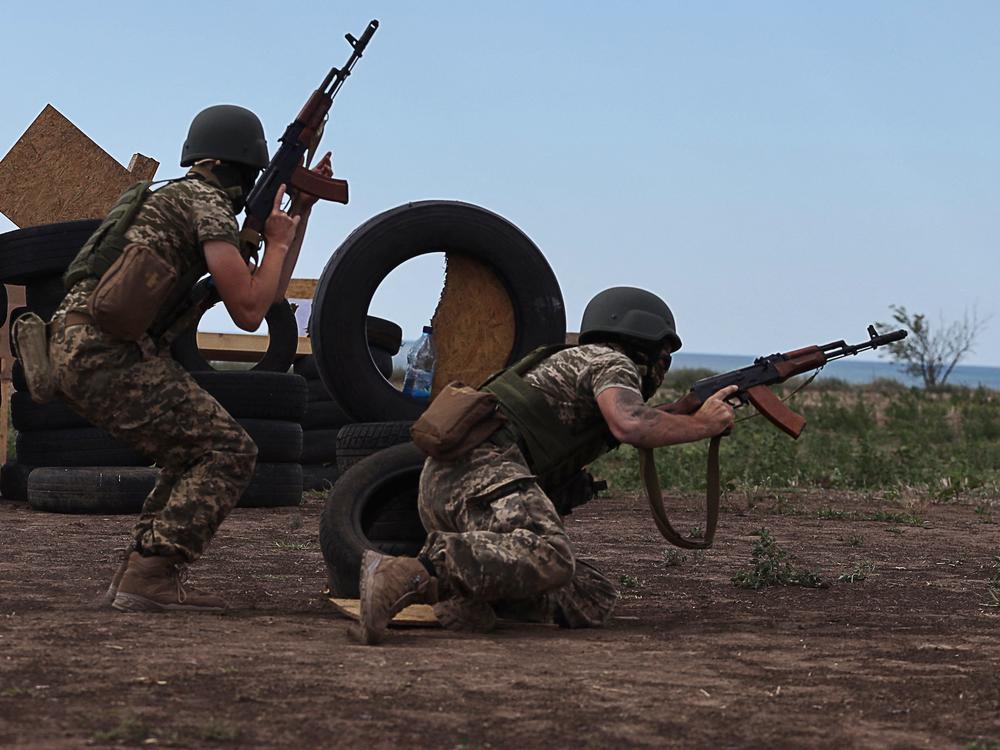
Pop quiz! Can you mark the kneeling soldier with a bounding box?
[358,287,737,643]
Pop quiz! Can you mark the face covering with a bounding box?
[638,347,672,400]
[211,162,260,213]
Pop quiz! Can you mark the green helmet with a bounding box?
[180,105,269,169]
[578,287,682,352]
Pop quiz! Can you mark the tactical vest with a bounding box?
[62,174,215,342]
[482,344,619,493]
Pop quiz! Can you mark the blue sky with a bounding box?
[2,1,997,364]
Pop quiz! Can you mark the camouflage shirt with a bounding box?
[124,173,239,274]
[420,344,642,503]
[522,343,643,429]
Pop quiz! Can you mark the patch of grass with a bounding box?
[592,383,1000,496]
[0,687,30,697]
[845,534,865,547]
[967,741,1000,750]
[91,717,153,745]
[837,560,876,583]
[885,527,903,535]
[662,549,687,567]
[688,525,704,540]
[618,574,641,589]
[731,528,826,590]
[272,541,312,551]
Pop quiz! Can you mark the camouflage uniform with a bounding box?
[418,344,643,627]
[47,176,257,563]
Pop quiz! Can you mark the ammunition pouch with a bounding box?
[410,381,507,461]
[88,243,179,341]
[11,313,56,403]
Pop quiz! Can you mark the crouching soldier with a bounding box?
[358,287,737,644]
[46,105,331,612]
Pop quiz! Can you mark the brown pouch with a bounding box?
[410,381,507,461]
[88,243,178,341]
[11,312,56,403]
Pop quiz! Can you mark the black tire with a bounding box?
[319,442,427,597]
[1,462,34,502]
[192,371,307,422]
[0,220,101,285]
[9,307,28,357]
[0,284,7,328]
[311,201,566,423]
[26,463,303,513]
[366,316,403,355]
[302,462,340,492]
[292,355,320,379]
[171,300,299,373]
[240,419,303,463]
[238,462,303,508]
[302,429,340,464]
[336,421,415,474]
[307,378,334,403]
[301,400,353,430]
[16,428,149,467]
[371,346,393,380]
[25,274,67,319]
[12,360,26,392]
[11,392,91,431]
[28,467,156,514]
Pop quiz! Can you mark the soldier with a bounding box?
[47,105,332,613]
[358,287,737,644]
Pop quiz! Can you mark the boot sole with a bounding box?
[112,592,226,613]
[358,550,386,645]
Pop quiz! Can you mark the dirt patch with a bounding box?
[1,488,998,749]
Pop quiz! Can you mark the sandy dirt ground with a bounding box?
[1,487,998,749]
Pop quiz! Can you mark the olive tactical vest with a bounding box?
[62,175,213,342]
[482,344,619,493]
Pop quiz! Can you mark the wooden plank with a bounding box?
[0,104,158,228]
[285,278,317,300]
[195,332,311,362]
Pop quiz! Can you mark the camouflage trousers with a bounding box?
[48,295,257,563]
[418,442,618,628]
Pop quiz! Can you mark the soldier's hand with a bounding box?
[291,151,333,213]
[264,184,301,251]
[694,385,737,437]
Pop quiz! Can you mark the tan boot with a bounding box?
[358,551,437,645]
[112,553,227,613]
[432,597,496,633]
[94,546,134,609]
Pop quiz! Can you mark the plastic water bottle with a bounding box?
[402,326,435,399]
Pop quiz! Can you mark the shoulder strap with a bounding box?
[638,435,722,549]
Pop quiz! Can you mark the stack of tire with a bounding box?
[0,220,309,512]
[314,201,567,596]
[294,314,404,492]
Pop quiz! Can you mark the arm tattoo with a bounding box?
[612,389,660,424]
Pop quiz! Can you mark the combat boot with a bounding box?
[432,597,497,633]
[358,551,438,645]
[112,553,227,613]
[95,545,134,608]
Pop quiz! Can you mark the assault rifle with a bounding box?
[658,325,908,438]
[239,18,379,258]
[641,325,907,550]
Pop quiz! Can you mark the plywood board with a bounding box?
[0,104,158,228]
[195,332,311,362]
[430,254,515,394]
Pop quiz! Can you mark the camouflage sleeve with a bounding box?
[587,348,643,398]
[190,184,239,246]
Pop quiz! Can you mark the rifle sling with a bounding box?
[638,435,722,550]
